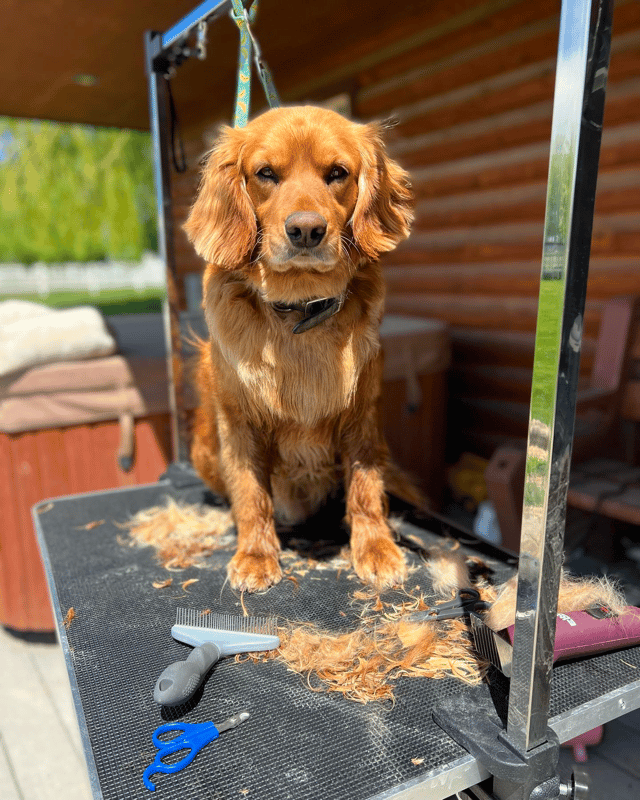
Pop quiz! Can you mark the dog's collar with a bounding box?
[271,295,345,334]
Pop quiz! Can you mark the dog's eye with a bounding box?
[256,166,278,183]
[327,166,349,184]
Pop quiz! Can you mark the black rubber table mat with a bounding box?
[34,479,640,800]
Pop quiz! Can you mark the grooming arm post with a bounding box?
[433,1,613,798]
[504,0,614,764]
[144,1,232,464]
[145,32,190,463]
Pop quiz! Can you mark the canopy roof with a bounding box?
[0,0,419,130]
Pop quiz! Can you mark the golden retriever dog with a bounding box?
[184,105,420,593]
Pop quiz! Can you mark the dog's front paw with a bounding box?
[351,529,407,590]
[228,551,282,592]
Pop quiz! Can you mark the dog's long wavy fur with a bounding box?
[182,105,425,592]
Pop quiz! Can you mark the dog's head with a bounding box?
[184,106,413,298]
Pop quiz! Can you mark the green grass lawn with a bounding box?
[0,287,166,316]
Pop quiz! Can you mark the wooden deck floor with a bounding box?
[0,626,92,800]
[1,623,639,799]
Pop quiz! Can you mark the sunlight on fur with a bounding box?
[425,541,471,596]
[267,619,484,704]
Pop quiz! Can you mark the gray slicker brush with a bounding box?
[154,609,280,706]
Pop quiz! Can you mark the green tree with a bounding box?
[0,118,157,263]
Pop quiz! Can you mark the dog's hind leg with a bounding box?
[190,407,227,497]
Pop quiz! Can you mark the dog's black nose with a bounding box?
[285,212,327,248]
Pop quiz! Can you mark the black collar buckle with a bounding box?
[293,296,343,334]
[271,296,344,334]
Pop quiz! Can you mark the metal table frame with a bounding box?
[33,478,640,800]
[506,0,615,755]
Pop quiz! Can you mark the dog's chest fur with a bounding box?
[205,274,381,429]
[215,315,377,427]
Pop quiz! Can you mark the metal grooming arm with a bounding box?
[145,0,233,463]
[505,0,614,759]
[434,0,614,798]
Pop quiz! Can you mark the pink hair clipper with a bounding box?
[471,605,640,677]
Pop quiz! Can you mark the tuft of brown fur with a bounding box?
[424,540,471,596]
[184,106,418,593]
[124,499,234,569]
[485,570,627,631]
[244,585,490,704]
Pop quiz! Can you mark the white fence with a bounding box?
[0,252,166,297]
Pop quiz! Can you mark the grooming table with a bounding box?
[34,474,640,800]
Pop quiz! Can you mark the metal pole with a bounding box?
[501,0,614,765]
[144,3,234,465]
[145,32,190,464]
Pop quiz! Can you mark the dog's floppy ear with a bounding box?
[351,123,413,261]
[184,126,256,268]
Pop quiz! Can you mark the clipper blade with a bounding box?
[470,612,513,677]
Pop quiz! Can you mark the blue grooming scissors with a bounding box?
[143,711,249,791]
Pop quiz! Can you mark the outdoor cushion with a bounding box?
[0,302,117,378]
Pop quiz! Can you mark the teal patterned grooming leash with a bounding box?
[162,1,280,172]
[230,0,281,128]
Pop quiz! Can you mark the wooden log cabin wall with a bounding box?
[169,0,640,465]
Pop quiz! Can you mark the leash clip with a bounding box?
[195,21,208,60]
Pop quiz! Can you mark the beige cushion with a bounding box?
[0,303,117,378]
[0,299,57,326]
[0,355,172,433]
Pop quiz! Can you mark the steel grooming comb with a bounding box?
[154,609,280,706]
